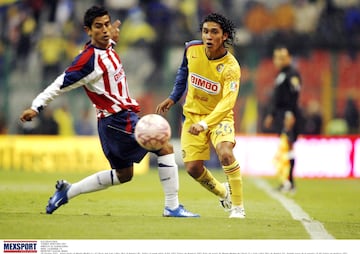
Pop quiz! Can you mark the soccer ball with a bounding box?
[135,114,171,151]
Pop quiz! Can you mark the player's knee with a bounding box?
[156,142,174,156]
[115,169,133,183]
[185,161,204,179]
[217,148,235,166]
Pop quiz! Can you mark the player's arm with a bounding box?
[283,73,301,131]
[156,48,188,115]
[20,74,86,122]
[20,50,95,122]
[190,66,240,134]
[264,85,279,129]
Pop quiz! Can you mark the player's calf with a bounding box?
[115,167,133,183]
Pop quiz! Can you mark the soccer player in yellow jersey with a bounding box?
[156,13,245,218]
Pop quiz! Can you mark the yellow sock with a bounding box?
[196,167,226,198]
[223,161,244,207]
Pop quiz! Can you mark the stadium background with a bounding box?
[0,0,359,175]
[0,0,360,242]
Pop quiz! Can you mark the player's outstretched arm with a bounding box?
[20,108,38,122]
[155,98,174,115]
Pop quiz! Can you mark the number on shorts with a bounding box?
[215,123,233,136]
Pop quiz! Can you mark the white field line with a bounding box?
[253,178,335,239]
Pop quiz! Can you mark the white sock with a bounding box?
[158,153,179,210]
[67,169,120,199]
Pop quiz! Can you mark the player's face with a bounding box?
[86,15,112,49]
[273,48,291,70]
[201,22,228,53]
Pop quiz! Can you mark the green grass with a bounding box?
[0,169,359,239]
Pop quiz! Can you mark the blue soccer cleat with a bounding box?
[163,204,200,218]
[46,180,71,214]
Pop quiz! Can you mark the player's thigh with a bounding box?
[181,115,211,162]
[98,112,148,169]
[210,120,236,152]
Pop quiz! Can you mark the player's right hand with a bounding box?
[20,109,38,122]
[111,19,121,43]
[155,98,174,115]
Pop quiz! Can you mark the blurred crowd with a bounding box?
[0,0,359,135]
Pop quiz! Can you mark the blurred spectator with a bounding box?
[0,113,7,134]
[37,108,59,135]
[326,112,349,135]
[303,100,323,135]
[244,2,273,36]
[25,0,44,27]
[53,105,75,136]
[6,5,22,50]
[333,0,359,9]
[54,0,73,26]
[75,108,96,136]
[37,23,66,87]
[266,2,305,56]
[273,2,295,31]
[142,0,172,88]
[0,40,4,79]
[47,0,58,22]
[344,97,359,134]
[344,4,360,59]
[197,0,219,20]
[177,0,198,40]
[316,0,346,49]
[117,6,156,51]
[16,9,36,71]
[105,0,138,20]
[294,0,322,35]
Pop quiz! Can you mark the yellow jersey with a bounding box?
[169,40,241,128]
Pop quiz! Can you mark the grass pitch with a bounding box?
[0,169,359,239]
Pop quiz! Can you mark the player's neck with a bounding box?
[91,40,110,50]
[205,47,227,60]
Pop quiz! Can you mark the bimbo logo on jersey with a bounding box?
[190,73,220,95]
[3,241,37,253]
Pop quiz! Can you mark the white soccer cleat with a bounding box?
[229,206,246,219]
[219,182,232,211]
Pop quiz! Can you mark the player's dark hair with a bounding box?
[84,6,109,28]
[200,13,235,46]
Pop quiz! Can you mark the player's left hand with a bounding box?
[111,20,121,43]
[188,123,204,136]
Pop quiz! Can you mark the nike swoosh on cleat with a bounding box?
[54,198,64,207]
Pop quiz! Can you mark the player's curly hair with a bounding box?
[200,13,235,46]
[84,5,109,28]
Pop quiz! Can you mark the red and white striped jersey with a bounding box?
[31,42,140,118]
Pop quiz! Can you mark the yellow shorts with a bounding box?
[181,112,235,162]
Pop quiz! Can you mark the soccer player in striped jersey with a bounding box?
[20,6,198,218]
[156,13,245,218]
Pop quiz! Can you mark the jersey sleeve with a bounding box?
[202,65,241,128]
[168,48,188,103]
[31,47,96,112]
